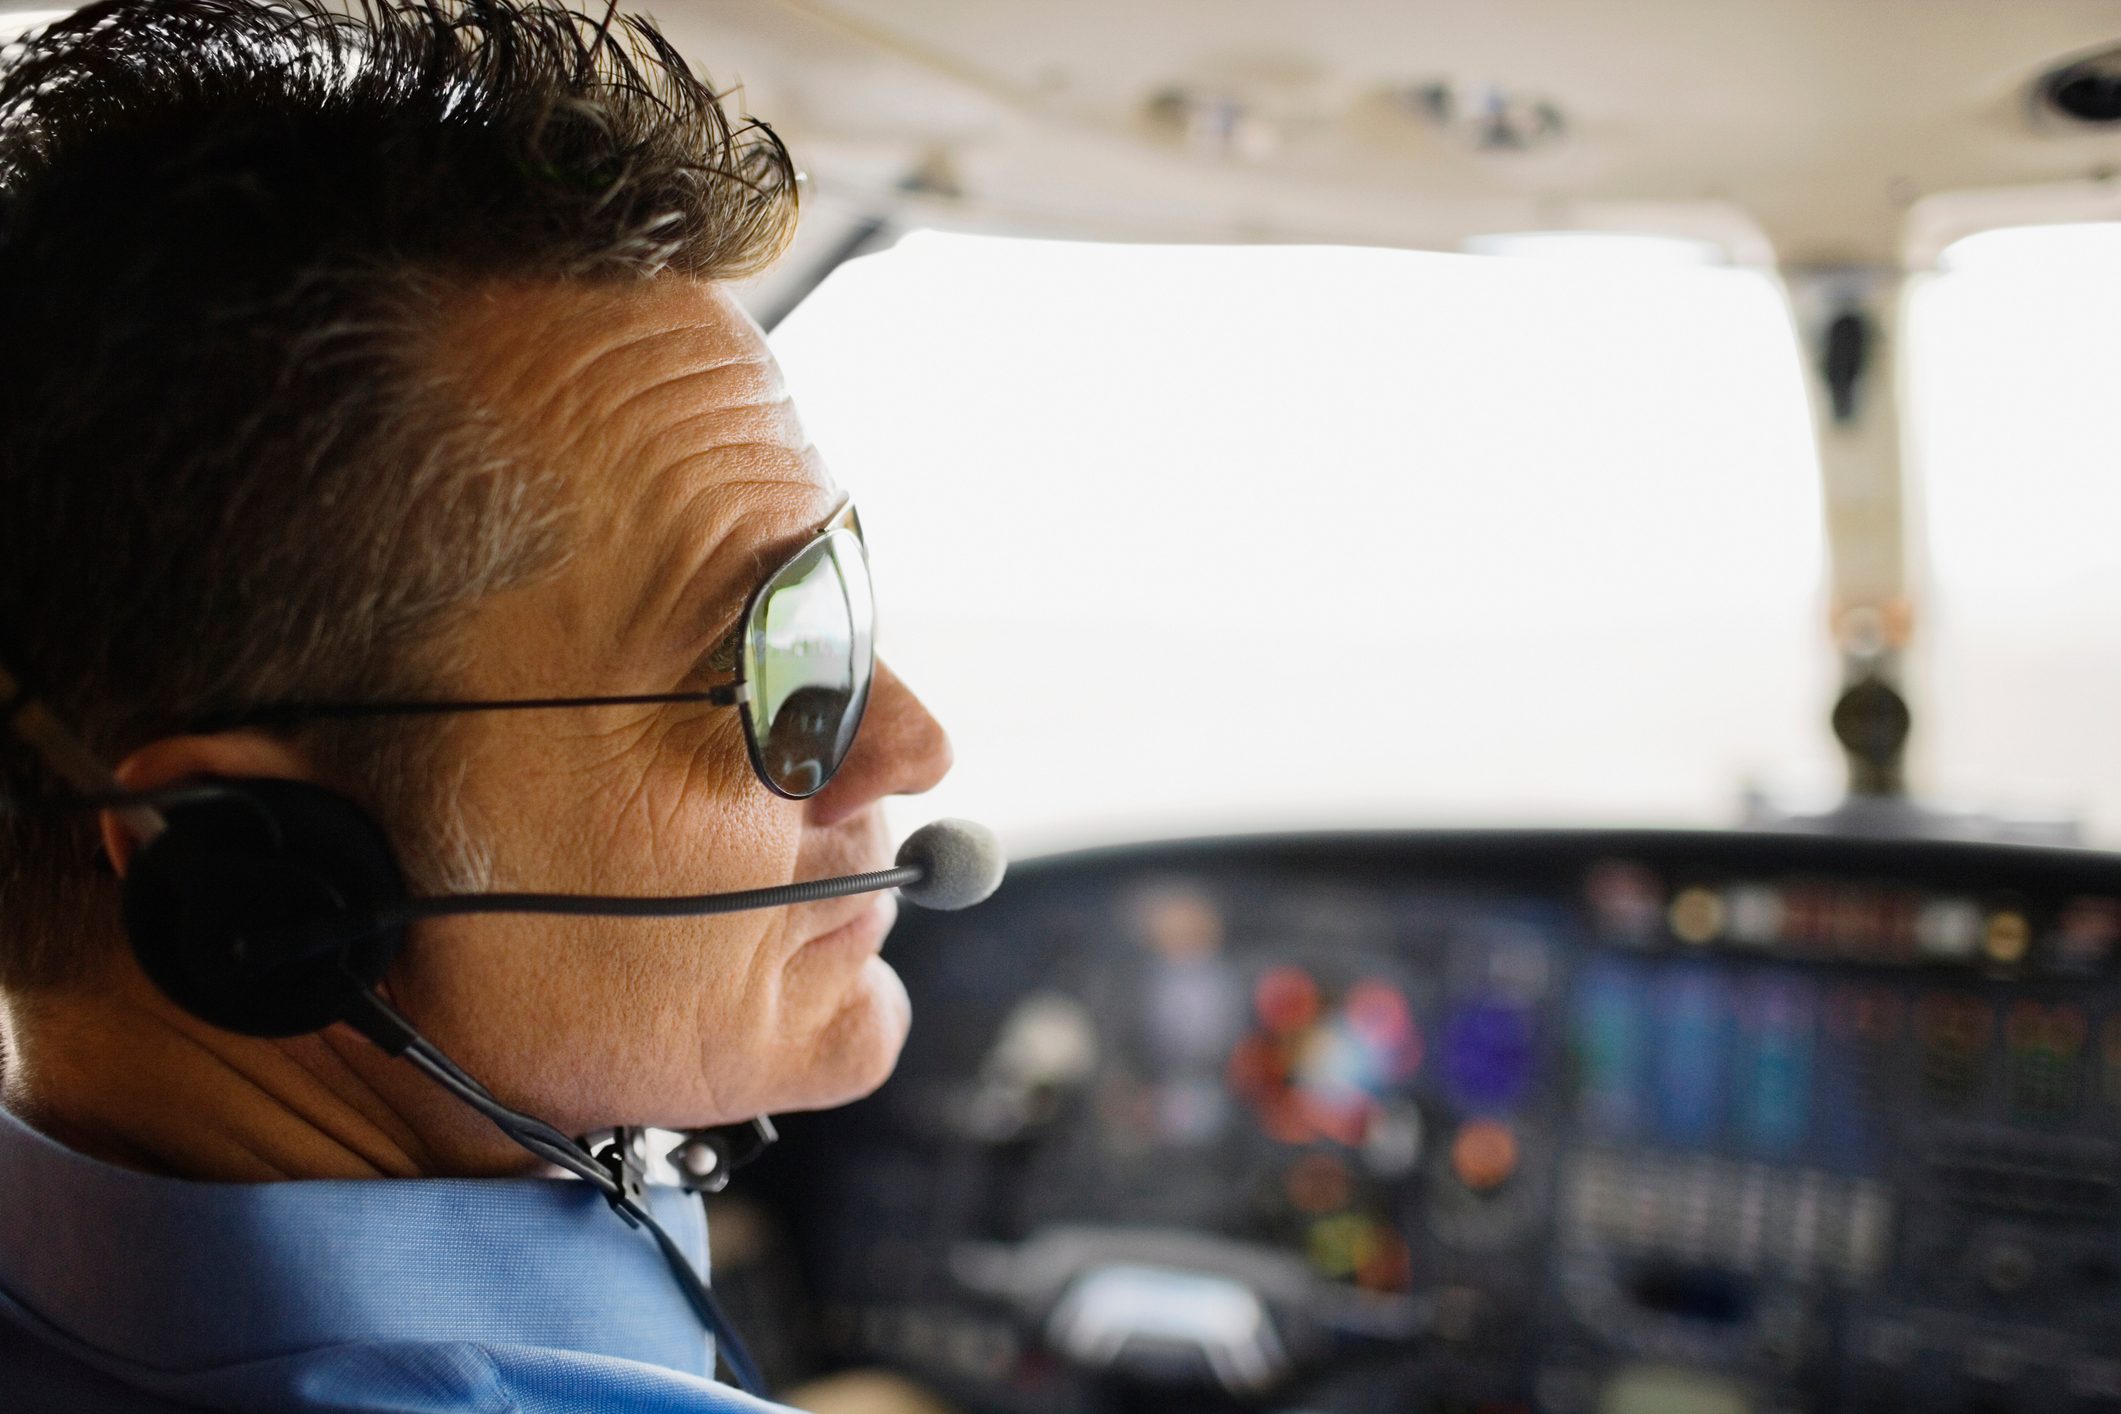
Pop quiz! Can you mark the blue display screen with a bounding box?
[1571,955,1886,1173]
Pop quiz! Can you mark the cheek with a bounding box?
[463,709,794,905]
[390,715,812,1118]
[581,716,783,890]
[392,904,797,1129]
[388,708,922,1129]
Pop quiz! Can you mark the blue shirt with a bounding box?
[0,1102,793,1412]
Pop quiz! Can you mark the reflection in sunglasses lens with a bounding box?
[745,529,873,797]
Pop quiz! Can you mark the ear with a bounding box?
[100,734,318,878]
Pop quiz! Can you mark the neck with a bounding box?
[1,957,536,1182]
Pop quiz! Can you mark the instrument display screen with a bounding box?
[756,831,2121,1414]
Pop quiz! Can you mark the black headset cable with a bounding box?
[366,991,769,1396]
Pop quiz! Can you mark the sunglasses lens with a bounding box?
[742,526,874,797]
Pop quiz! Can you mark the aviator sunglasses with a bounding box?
[191,501,876,800]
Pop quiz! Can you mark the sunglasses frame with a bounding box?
[184,499,875,802]
[732,500,872,800]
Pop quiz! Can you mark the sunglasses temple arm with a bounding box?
[185,686,747,731]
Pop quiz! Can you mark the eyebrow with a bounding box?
[661,538,756,671]
[697,614,744,676]
[656,494,843,672]
[633,491,780,659]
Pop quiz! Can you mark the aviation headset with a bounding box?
[0,659,781,1391]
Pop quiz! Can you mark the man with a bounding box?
[0,1,954,1409]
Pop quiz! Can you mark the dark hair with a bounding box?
[0,0,799,990]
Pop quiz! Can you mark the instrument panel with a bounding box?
[750,832,2121,1414]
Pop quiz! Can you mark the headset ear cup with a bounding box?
[122,779,408,1038]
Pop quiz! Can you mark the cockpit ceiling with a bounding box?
[662,0,2121,269]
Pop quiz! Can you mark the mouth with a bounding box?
[797,892,899,959]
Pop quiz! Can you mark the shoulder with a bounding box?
[0,1310,799,1414]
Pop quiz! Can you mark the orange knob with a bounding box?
[1450,1119,1519,1194]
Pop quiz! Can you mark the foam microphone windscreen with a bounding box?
[894,818,1006,910]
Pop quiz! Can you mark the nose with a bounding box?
[806,658,953,827]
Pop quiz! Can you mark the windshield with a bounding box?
[773,231,1836,852]
[1906,223,2121,845]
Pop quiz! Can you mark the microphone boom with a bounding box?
[393,864,924,923]
[263,818,1005,965]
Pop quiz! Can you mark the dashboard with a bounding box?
[741,831,2121,1414]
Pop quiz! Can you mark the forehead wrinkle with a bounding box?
[530,335,792,484]
[590,377,819,603]
[564,356,780,472]
[439,279,829,669]
[654,398,810,454]
[436,281,779,463]
[518,343,770,479]
[558,374,800,488]
[578,352,780,448]
[586,374,820,651]
[443,301,702,434]
[624,466,831,649]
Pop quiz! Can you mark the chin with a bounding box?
[771,956,913,1116]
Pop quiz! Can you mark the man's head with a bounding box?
[0,0,950,1153]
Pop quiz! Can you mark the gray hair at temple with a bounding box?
[0,0,799,991]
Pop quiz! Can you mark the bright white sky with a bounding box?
[771,227,2118,856]
[1906,224,2121,841]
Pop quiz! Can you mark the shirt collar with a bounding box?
[0,1100,714,1377]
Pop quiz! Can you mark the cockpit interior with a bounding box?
[653,4,2121,1411]
[10,2,2121,1412]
